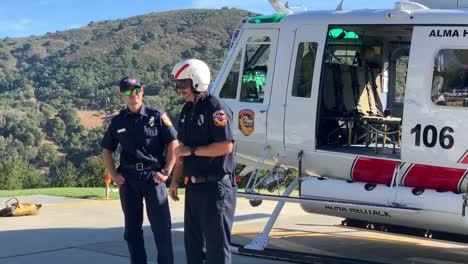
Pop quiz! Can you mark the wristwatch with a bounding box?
[160,169,169,176]
[190,146,197,156]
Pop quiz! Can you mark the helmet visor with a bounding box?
[174,79,192,90]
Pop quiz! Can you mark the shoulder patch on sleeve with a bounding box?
[213,110,227,127]
[161,113,173,127]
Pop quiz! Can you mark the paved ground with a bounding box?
[0,195,289,264]
[2,194,468,264]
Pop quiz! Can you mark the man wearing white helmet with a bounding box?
[169,59,237,264]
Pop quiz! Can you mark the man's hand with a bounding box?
[153,171,168,184]
[169,180,180,201]
[175,145,191,158]
[112,173,125,187]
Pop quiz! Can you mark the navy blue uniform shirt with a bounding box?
[178,94,234,179]
[100,104,177,168]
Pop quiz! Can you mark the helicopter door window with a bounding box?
[219,52,241,99]
[432,49,468,107]
[240,41,270,103]
[292,42,318,98]
[387,45,410,118]
[395,54,408,104]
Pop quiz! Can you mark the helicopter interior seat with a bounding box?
[319,63,357,146]
[332,64,373,146]
[320,63,354,115]
[353,66,402,152]
[319,62,401,150]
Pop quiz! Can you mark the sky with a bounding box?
[0,0,398,38]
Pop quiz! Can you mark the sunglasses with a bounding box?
[122,87,141,96]
[174,79,192,90]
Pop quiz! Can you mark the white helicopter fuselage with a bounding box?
[211,1,468,234]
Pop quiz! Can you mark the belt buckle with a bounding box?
[190,176,196,184]
[136,163,144,171]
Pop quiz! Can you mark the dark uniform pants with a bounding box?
[184,178,237,264]
[119,170,174,264]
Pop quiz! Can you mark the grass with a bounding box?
[0,185,298,201]
[0,187,121,200]
[0,186,187,200]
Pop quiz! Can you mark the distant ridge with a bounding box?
[0,8,257,110]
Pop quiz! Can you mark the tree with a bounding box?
[0,157,23,189]
[78,156,106,187]
[55,161,79,187]
[0,155,44,190]
[51,117,67,143]
[36,143,60,166]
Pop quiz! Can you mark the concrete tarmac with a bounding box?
[0,195,288,264]
[2,194,468,264]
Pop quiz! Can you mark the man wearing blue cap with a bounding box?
[101,75,178,264]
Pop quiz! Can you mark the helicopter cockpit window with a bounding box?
[292,42,318,98]
[432,49,468,107]
[328,29,360,41]
[219,52,241,99]
[247,36,271,42]
[240,37,270,103]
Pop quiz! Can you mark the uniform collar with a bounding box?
[123,103,148,117]
[140,104,149,117]
[187,92,207,108]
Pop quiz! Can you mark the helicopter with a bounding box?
[208,0,468,251]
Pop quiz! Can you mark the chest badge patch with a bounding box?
[197,114,205,126]
[161,113,173,127]
[148,116,155,127]
[239,109,255,136]
[117,128,126,133]
[213,110,227,127]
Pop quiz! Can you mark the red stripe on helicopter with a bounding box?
[403,164,467,192]
[459,150,468,164]
[351,157,400,185]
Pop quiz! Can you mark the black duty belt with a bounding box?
[120,163,160,172]
[189,174,230,184]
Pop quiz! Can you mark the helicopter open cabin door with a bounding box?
[215,29,279,157]
[403,26,468,168]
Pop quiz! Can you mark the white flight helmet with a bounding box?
[172,59,211,93]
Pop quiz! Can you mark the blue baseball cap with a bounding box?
[119,76,142,91]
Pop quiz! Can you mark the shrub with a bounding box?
[77,156,106,187]
[0,156,44,190]
[55,161,79,187]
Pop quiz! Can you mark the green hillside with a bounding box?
[0,8,257,190]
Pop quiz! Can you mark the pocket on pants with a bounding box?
[216,180,229,200]
[215,180,231,211]
[155,183,168,206]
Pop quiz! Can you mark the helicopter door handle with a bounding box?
[259,110,267,113]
